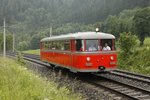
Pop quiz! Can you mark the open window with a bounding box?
[64,40,70,51]
[75,39,84,51]
[100,39,114,51]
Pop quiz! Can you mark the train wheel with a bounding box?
[49,63,56,67]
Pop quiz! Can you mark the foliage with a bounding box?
[53,23,95,35]
[6,34,13,51]
[119,32,137,57]
[0,33,13,51]
[118,37,150,75]
[18,41,28,51]
[118,48,150,75]
[29,34,44,49]
[133,7,150,45]
[101,8,140,38]
[144,37,150,46]
[0,0,149,26]
[16,51,25,65]
[0,57,82,100]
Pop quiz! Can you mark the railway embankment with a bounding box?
[0,57,82,100]
[5,52,150,100]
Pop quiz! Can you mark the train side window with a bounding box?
[64,40,70,51]
[44,42,49,50]
[55,41,59,50]
[55,41,63,50]
[86,40,99,51]
[52,41,56,50]
[49,41,52,50]
[76,40,83,51]
[60,41,64,50]
[100,39,113,51]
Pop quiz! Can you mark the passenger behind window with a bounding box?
[103,43,111,51]
[52,47,56,50]
[88,44,97,51]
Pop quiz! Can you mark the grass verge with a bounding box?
[23,49,40,55]
[0,57,82,100]
[118,47,150,75]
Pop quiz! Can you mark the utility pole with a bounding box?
[50,26,52,37]
[3,18,6,57]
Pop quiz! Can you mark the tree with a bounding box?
[30,34,42,49]
[133,7,150,45]
[18,41,28,51]
[0,33,13,51]
[6,34,13,51]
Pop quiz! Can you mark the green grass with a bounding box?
[0,57,82,100]
[23,49,40,55]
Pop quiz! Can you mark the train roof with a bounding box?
[41,32,115,42]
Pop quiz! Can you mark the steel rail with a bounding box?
[114,69,150,80]
[107,71,150,84]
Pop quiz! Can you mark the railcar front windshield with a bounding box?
[85,39,115,52]
[86,40,99,51]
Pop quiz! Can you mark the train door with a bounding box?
[72,39,84,72]
[63,40,71,67]
[99,39,114,67]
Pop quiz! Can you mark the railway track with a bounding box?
[90,74,150,100]
[6,53,150,100]
[113,69,150,83]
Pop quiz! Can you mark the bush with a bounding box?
[118,33,150,75]
[16,51,25,65]
[118,48,150,75]
[119,32,137,57]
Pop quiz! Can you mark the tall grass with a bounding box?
[118,37,150,75]
[0,57,82,100]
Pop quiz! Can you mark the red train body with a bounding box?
[40,32,117,72]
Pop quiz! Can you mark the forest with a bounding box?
[0,0,150,50]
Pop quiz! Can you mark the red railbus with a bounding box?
[40,32,117,72]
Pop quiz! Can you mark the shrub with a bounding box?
[119,32,137,57]
[118,48,150,75]
[16,51,25,65]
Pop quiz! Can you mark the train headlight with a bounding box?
[110,56,114,60]
[86,57,91,62]
[96,28,99,32]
